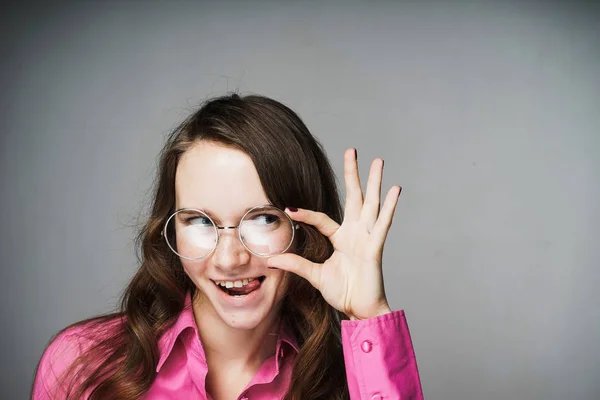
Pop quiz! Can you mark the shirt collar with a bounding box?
[156,291,299,373]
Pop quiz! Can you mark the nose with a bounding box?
[211,227,251,271]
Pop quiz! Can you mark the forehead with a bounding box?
[175,141,269,218]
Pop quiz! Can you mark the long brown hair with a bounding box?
[37,93,349,399]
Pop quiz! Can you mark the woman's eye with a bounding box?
[253,214,279,225]
[187,216,212,226]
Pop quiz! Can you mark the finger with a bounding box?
[372,185,402,242]
[285,208,339,237]
[266,253,322,289]
[343,148,363,220]
[361,158,384,228]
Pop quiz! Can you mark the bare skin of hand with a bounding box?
[267,148,402,320]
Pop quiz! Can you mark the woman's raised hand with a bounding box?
[267,148,401,320]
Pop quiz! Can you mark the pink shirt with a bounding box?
[33,292,423,399]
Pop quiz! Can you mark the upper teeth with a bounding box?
[216,278,255,288]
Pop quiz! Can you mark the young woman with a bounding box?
[32,94,423,399]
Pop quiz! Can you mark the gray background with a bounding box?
[1,1,599,399]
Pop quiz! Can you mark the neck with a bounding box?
[192,291,281,368]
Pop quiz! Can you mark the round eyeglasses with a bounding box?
[162,205,299,260]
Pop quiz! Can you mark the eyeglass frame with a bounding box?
[161,204,300,261]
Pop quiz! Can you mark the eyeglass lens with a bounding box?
[164,206,294,259]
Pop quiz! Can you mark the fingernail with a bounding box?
[287,207,298,212]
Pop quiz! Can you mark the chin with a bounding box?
[215,303,279,330]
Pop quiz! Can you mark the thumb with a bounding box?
[267,253,321,290]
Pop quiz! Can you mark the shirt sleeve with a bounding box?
[341,310,424,400]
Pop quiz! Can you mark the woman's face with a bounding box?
[175,141,290,330]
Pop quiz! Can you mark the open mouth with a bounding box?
[212,276,266,296]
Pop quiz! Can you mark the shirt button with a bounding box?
[370,395,383,400]
[361,340,373,353]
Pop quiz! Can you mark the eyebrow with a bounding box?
[174,204,272,223]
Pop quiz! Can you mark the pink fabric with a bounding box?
[33,292,423,399]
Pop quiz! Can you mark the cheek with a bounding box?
[180,259,209,281]
[273,271,291,299]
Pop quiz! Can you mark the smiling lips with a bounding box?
[213,276,265,296]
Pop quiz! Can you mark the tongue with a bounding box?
[228,279,261,295]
